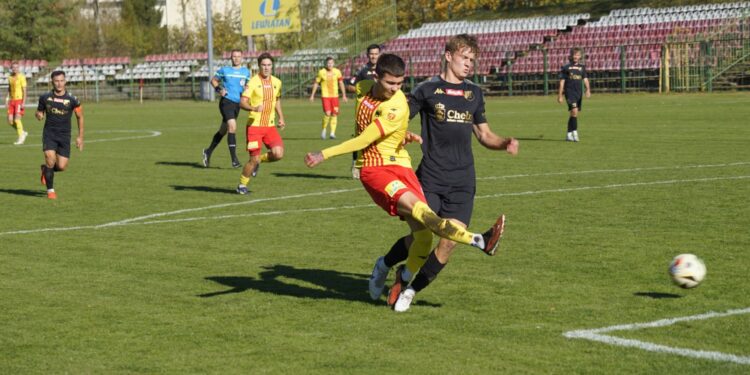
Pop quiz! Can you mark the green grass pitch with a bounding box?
[1,92,749,373]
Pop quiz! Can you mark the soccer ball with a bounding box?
[668,254,706,289]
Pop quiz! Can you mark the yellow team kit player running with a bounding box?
[309,56,348,139]
[7,61,28,145]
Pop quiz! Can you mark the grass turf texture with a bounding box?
[1,92,749,373]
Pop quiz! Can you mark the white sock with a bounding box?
[470,233,485,250]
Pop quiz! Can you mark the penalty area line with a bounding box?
[564,307,750,365]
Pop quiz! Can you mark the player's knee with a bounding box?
[435,239,458,260]
[271,148,284,160]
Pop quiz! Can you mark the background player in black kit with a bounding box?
[558,47,591,142]
[367,34,519,312]
[36,70,84,200]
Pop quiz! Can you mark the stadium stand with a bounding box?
[38,57,130,84]
[0,59,48,86]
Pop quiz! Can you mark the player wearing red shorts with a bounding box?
[309,57,347,139]
[7,61,28,145]
[236,53,286,195]
[304,54,505,310]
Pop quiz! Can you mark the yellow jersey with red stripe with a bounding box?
[315,68,342,98]
[243,74,282,127]
[321,80,411,169]
[8,73,27,100]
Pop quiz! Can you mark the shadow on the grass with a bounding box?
[633,291,683,299]
[199,264,442,308]
[155,161,205,169]
[171,185,239,194]
[0,188,46,197]
[514,136,567,142]
[271,172,352,180]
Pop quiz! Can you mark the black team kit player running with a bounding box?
[369,34,520,312]
[37,70,84,200]
[558,47,591,142]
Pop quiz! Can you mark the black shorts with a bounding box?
[424,185,476,226]
[43,131,71,158]
[566,97,583,111]
[219,97,241,123]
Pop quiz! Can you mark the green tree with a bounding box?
[118,0,167,56]
[0,0,75,60]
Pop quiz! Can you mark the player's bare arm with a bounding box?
[309,82,318,102]
[35,110,44,121]
[275,99,285,129]
[339,81,348,102]
[75,108,84,151]
[240,96,263,112]
[557,80,565,103]
[473,123,519,155]
[304,151,324,167]
[584,78,591,98]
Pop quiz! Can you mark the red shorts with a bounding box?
[321,97,339,115]
[246,126,283,157]
[360,165,426,217]
[7,99,25,116]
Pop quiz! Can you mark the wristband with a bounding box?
[214,86,223,93]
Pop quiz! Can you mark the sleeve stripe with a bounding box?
[374,119,385,137]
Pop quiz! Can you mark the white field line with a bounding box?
[0,130,162,148]
[477,161,750,180]
[2,173,749,236]
[564,307,750,365]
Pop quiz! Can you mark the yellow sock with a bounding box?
[405,229,433,276]
[259,153,269,163]
[412,201,475,245]
[322,115,330,130]
[239,174,250,186]
[14,119,24,136]
[329,116,337,135]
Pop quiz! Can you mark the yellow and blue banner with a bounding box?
[242,0,301,36]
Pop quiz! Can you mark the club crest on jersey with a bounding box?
[434,88,445,95]
[387,112,396,121]
[445,89,464,96]
[464,90,474,101]
[434,102,446,122]
[384,180,407,197]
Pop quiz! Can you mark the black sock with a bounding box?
[571,117,578,131]
[410,250,446,292]
[567,117,575,132]
[207,131,224,153]
[44,166,54,190]
[383,236,409,268]
[352,152,357,161]
[53,164,63,172]
[227,133,238,161]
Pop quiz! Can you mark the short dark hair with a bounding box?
[366,44,381,54]
[230,49,243,56]
[257,52,273,66]
[569,48,583,62]
[325,56,334,63]
[375,53,405,78]
[51,70,66,80]
[446,34,479,55]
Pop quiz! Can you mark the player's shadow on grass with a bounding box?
[514,136,567,142]
[155,161,205,169]
[171,185,238,194]
[0,188,46,197]
[199,264,442,308]
[633,291,683,299]
[271,172,351,180]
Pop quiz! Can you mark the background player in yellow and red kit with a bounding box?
[236,53,286,195]
[7,62,28,145]
[304,54,505,310]
[309,57,347,140]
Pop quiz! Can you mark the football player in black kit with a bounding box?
[558,47,591,142]
[36,71,84,200]
[367,34,520,312]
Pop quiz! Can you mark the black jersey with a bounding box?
[409,76,488,189]
[38,91,81,136]
[348,62,376,86]
[559,63,586,100]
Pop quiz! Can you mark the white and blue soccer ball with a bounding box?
[669,253,706,289]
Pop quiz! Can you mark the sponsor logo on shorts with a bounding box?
[384,180,407,197]
[247,141,260,150]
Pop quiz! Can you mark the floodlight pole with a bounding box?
[206,0,214,101]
